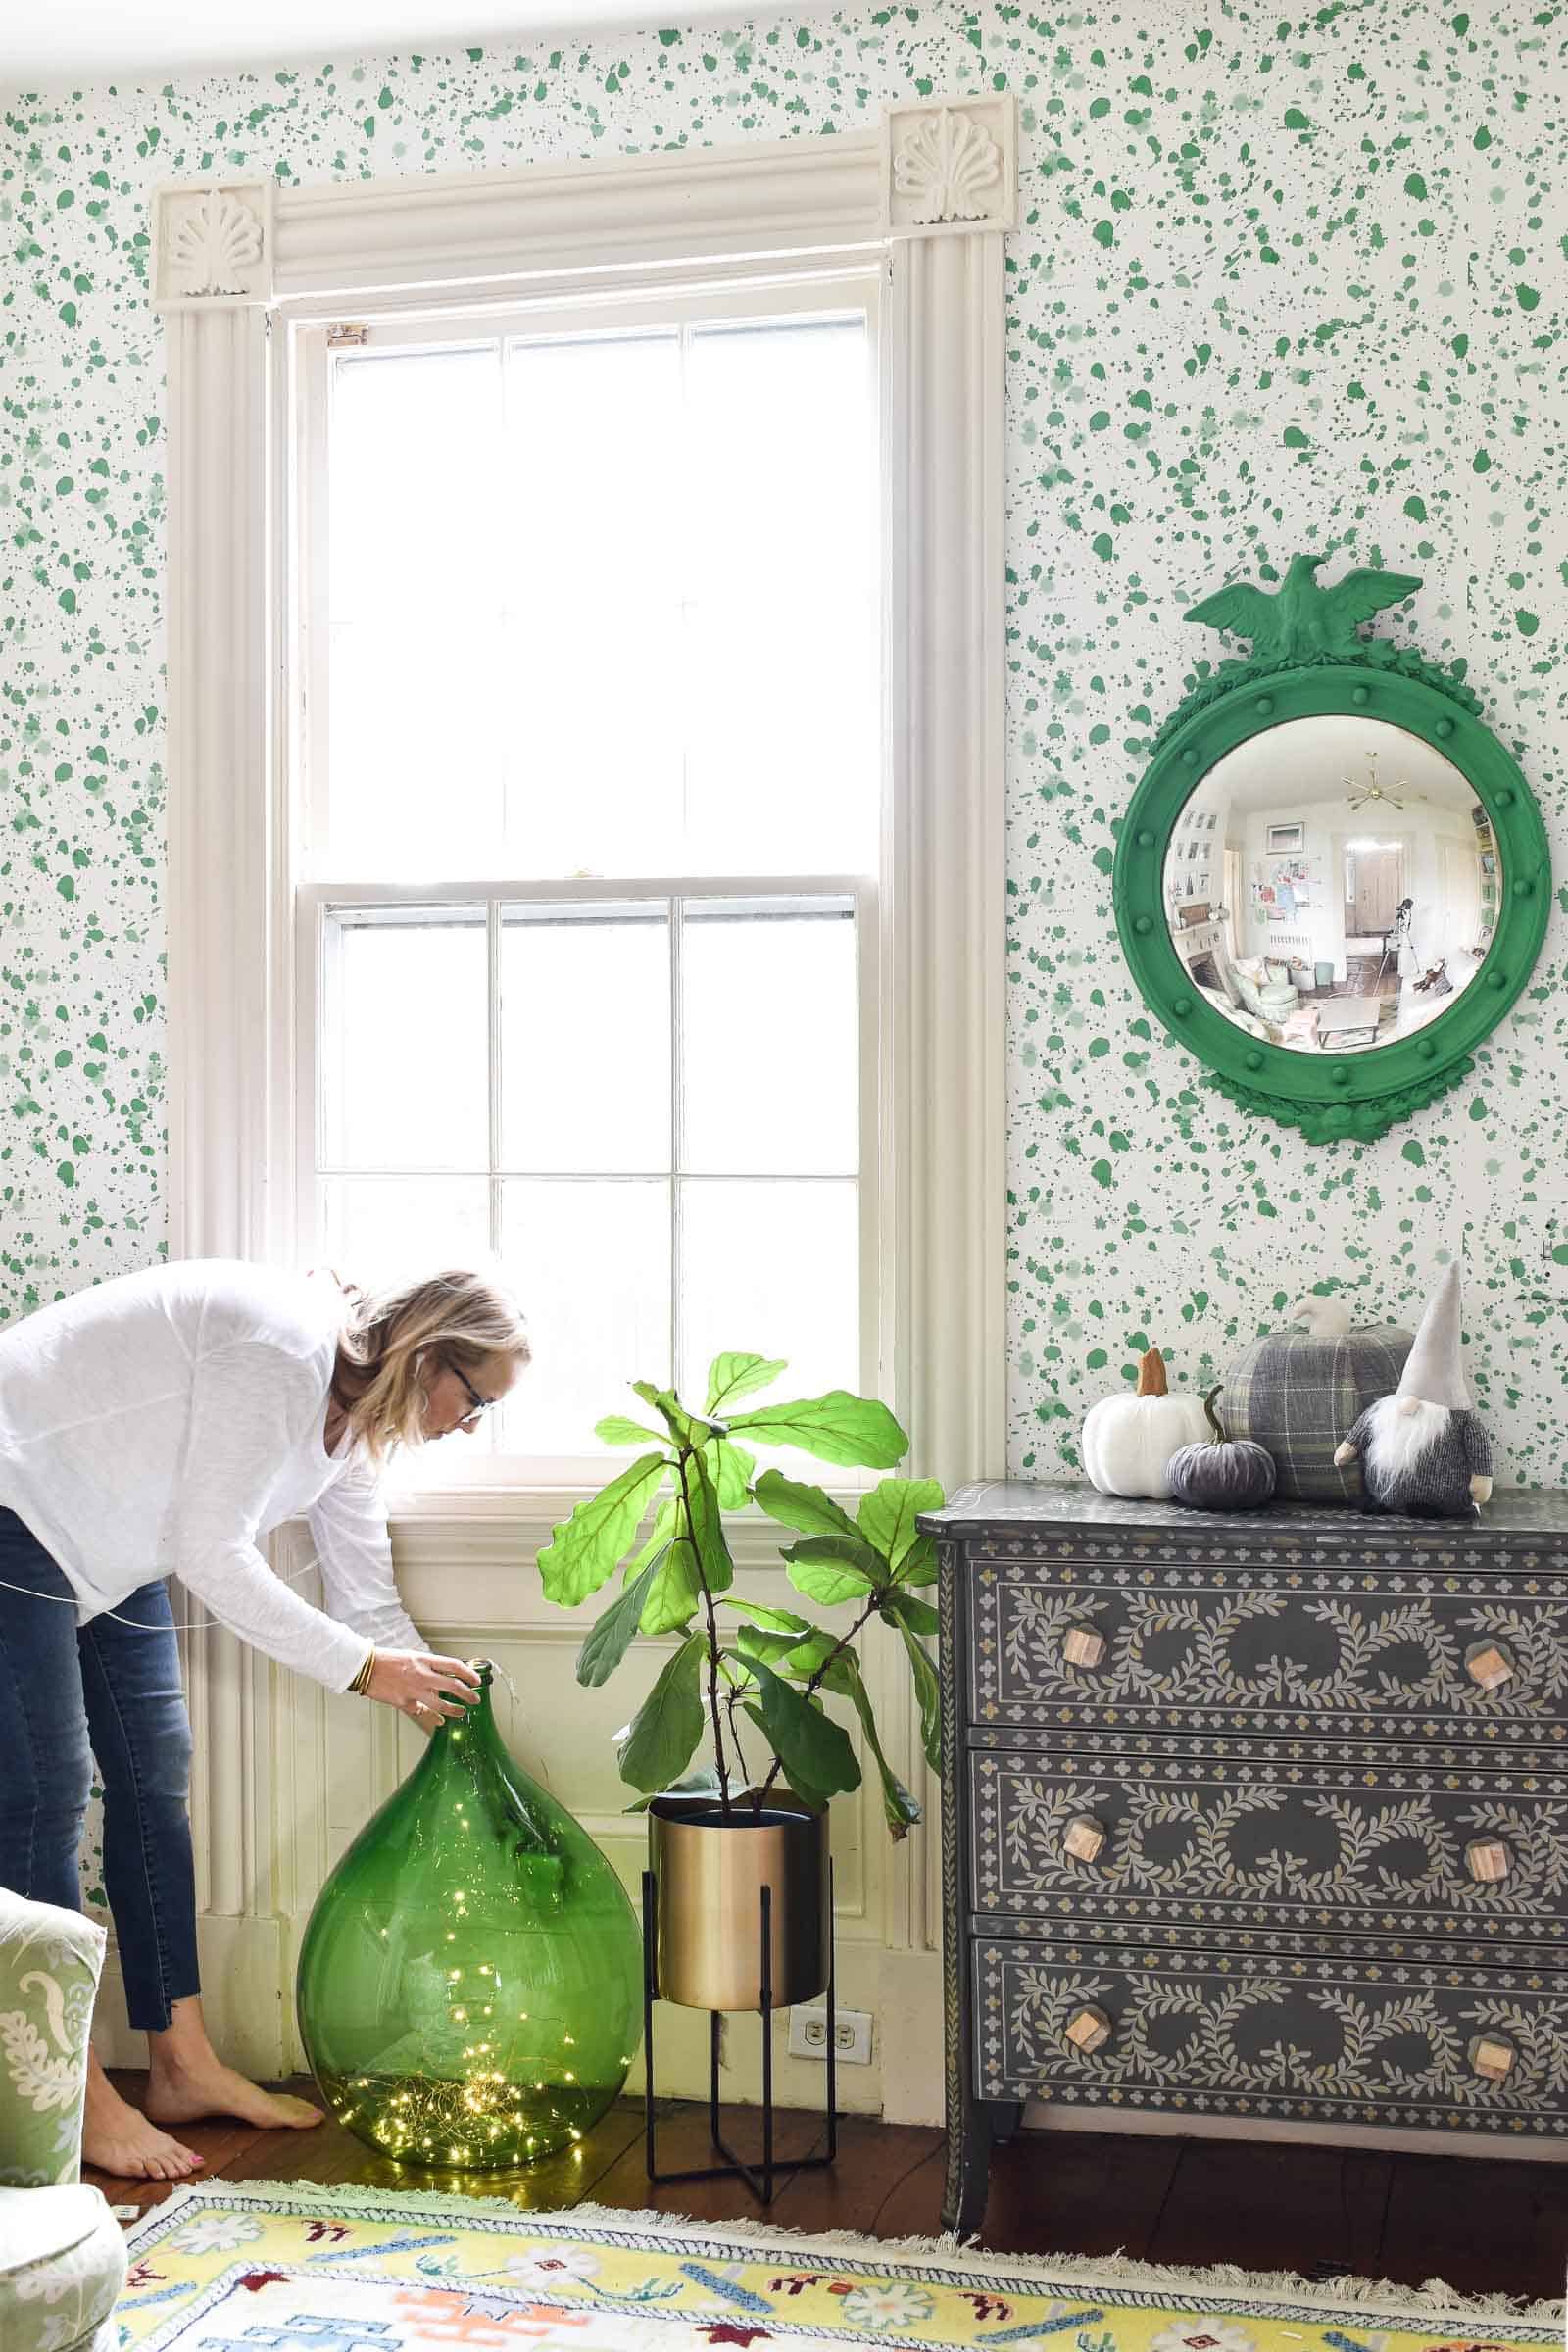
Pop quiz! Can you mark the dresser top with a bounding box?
[918,1478,1568,1538]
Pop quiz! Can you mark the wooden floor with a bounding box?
[88,2075,1565,2301]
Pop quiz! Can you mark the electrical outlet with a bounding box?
[787,2005,873,2065]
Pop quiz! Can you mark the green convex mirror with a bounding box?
[1113,556,1550,1144]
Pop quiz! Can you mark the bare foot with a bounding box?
[84,2066,204,2182]
[147,2055,324,2133]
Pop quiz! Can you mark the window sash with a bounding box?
[292,267,884,885]
[295,874,881,1491]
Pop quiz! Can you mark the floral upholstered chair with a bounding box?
[0,1887,127,2352]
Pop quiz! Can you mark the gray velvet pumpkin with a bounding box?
[1214,1300,1411,1503]
[1168,1387,1277,1513]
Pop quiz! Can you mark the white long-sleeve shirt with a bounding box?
[0,1258,424,1689]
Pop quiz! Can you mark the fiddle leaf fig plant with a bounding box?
[536,1354,944,1838]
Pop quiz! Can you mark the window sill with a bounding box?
[382,1482,812,1577]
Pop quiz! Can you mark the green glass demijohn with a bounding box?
[296,1661,642,2170]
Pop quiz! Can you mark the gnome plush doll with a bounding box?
[1333,1263,1493,1517]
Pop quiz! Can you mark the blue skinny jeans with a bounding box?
[0,1506,199,2031]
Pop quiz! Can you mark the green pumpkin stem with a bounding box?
[1201,1384,1227,1446]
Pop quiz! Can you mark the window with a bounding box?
[293,275,884,1485]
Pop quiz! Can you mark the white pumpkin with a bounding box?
[1082,1346,1209,1499]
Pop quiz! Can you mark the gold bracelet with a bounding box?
[346,1644,375,1696]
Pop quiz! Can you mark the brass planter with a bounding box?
[648,1792,829,2012]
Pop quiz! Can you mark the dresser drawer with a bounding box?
[975,1930,1568,2136]
[969,1748,1568,1948]
[969,1544,1568,1741]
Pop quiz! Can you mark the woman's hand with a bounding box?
[365,1649,482,1726]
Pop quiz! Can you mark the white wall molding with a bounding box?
[159,99,1012,2116]
[881,99,1018,237]
[153,181,275,310]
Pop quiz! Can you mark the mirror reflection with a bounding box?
[1164,716,1500,1054]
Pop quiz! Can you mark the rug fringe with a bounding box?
[167,2178,1566,2329]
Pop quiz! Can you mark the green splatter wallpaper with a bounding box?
[2,3,1565,1485]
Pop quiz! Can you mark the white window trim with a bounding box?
[154,99,1012,2035]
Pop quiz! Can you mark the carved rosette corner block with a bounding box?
[1064,2002,1112,2055]
[1061,1624,1107,1669]
[881,96,1018,238]
[1465,1836,1511,1883]
[1468,2031,1516,2082]
[152,181,274,311]
[1465,1640,1515,1691]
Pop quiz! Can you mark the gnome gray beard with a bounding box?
[1363,1396,1451,1482]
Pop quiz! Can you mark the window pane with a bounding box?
[504,335,684,873]
[328,620,505,867]
[323,1177,491,1285]
[328,348,506,865]
[501,1180,672,1455]
[678,1179,858,1416]
[324,911,489,1170]
[320,314,878,880]
[500,904,670,1175]
[330,348,504,619]
[680,899,858,1176]
[683,319,877,874]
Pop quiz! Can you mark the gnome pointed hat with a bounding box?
[1396,1262,1472,1409]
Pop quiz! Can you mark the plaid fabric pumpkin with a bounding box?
[1216,1324,1412,1501]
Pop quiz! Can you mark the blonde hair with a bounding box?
[327,1268,530,1462]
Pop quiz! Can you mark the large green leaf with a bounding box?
[701,1435,757,1511]
[631,1381,719,1449]
[616,1631,707,1793]
[783,1533,882,1607]
[881,1589,940,1637]
[594,1411,667,1448]
[704,1352,788,1416]
[746,1657,861,1799]
[629,1495,678,1570]
[720,1597,815,1636]
[857,1478,944,1575]
[894,1532,939,1588]
[831,1648,922,1838]
[638,1512,701,1636]
[621,1763,724,1814]
[594,1414,669,1447]
[576,1547,666,1688]
[734,1623,837,1678]
[900,1625,943,1775]
[683,1445,736,1596]
[752,1470,861,1543]
[537,1452,668,1606]
[727,1392,909,1469]
[740,1711,831,1815]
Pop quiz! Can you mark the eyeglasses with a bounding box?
[443,1356,499,1425]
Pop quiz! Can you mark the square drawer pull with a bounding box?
[1061,1625,1106,1669]
[1063,1813,1107,1864]
[1465,1641,1515,1691]
[1469,2032,1516,2082]
[1064,2003,1112,2055]
[1465,1837,1511,1883]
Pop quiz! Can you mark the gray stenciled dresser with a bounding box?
[919,1483,1568,2234]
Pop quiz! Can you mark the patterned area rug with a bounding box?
[117,2180,1564,2352]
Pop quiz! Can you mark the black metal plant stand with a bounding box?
[641,1861,838,2205]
